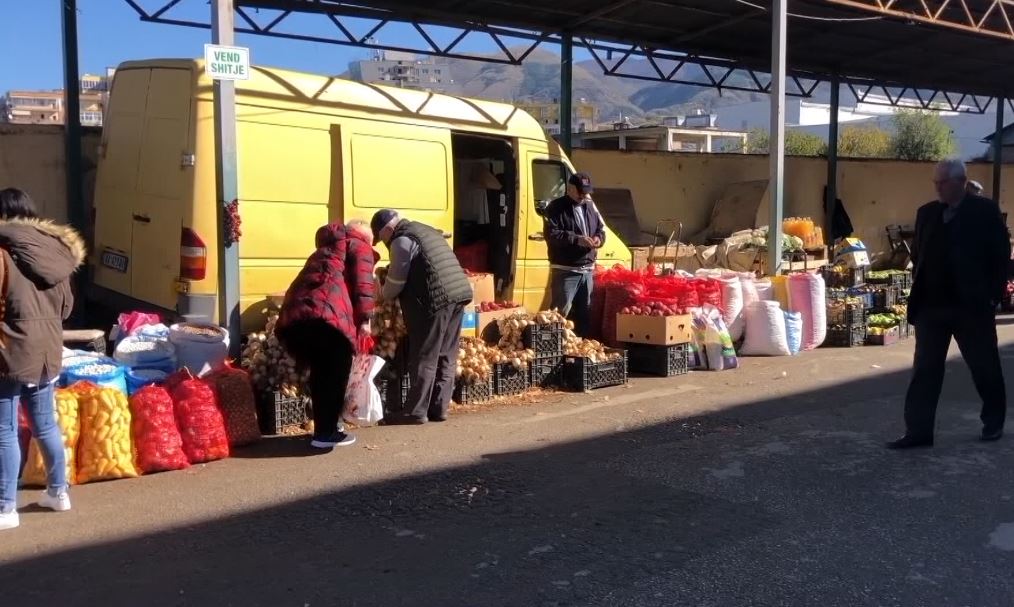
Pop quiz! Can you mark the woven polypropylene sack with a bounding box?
[718,275,745,341]
[788,273,827,351]
[784,311,803,355]
[739,301,792,357]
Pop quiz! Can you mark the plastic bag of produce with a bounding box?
[114,335,176,368]
[206,363,261,447]
[740,301,792,357]
[129,385,190,474]
[694,278,724,311]
[343,354,386,427]
[784,311,803,355]
[21,389,80,487]
[691,305,739,371]
[170,372,230,463]
[788,273,827,351]
[73,382,139,484]
[64,360,128,395]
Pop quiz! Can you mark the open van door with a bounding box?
[519,147,626,312]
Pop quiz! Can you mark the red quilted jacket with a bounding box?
[276,223,377,348]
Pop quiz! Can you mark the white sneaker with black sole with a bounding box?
[310,430,357,449]
[38,491,72,512]
[0,510,19,531]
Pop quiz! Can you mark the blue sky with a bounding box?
[2,0,550,92]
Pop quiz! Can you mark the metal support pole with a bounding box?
[212,0,241,354]
[61,0,84,232]
[825,74,840,243]
[560,34,573,154]
[993,97,1005,205]
[767,0,787,275]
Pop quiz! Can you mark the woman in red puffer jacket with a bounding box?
[276,220,376,450]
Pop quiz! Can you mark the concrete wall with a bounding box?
[0,124,100,224]
[572,148,1008,256]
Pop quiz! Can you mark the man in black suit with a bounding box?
[889,159,1010,449]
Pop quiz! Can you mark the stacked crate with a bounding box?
[525,322,564,389]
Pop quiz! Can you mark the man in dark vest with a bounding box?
[889,159,1010,449]
[371,209,473,425]
[544,172,606,336]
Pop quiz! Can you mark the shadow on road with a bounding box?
[3,342,1010,607]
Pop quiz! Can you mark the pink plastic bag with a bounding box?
[116,312,162,339]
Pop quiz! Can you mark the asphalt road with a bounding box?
[5,321,1014,607]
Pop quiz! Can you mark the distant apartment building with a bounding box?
[2,71,113,127]
[572,113,749,153]
[516,98,599,135]
[348,50,453,93]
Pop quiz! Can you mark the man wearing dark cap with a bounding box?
[370,209,473,424]
[543,172,606,336]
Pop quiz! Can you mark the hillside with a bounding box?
[346,49,764,125]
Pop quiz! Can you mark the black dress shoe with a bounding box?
[981,428,1004,442]
[380,415,426,426]
[886,435,934,450]
[428,416,447,423]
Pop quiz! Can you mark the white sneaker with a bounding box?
[39,491,72,512]
[0,510,19,530]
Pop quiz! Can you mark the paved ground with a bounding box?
[6,321,1014,606]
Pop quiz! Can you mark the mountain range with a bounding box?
[348,49,773,125]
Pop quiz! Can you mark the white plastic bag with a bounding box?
[343,355,386,427]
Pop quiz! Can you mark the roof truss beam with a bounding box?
[122,0,999,113]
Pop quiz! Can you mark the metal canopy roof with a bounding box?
[225,0,1014,99]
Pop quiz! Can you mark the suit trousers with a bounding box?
[904,306,1007,437]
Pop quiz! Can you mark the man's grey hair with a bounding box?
[937,158,967,180]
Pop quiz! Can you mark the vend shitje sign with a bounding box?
[204,44,250,80]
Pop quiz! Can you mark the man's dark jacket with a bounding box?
[543,196,606,269]
[908,193,1010,323]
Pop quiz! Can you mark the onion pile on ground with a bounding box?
[372,298,407,360]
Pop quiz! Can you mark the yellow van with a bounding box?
[90,59,630,330]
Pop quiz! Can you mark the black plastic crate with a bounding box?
[822,266,866,289]
[494,362,530,396]
[257,391,310,435]
[823,327,866,348]
[872,286,900,309]
[523,322,564,358]
[383,373,411,413]
[627,343,689,377]
[868,272,912,290]
[826,304,866,328]
[846,288,874,309]
[562,349,628,391]
[529,356,562,388]
[453,377,494,405]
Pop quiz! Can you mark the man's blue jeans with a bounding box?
[551,269,594,337]
[0,381,66,512]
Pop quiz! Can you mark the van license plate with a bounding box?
[101,250,129,273]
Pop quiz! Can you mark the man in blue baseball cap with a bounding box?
[370,209,472,425]
[542,172,605,336]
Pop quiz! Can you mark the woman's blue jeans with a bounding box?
[0,381,66,512]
